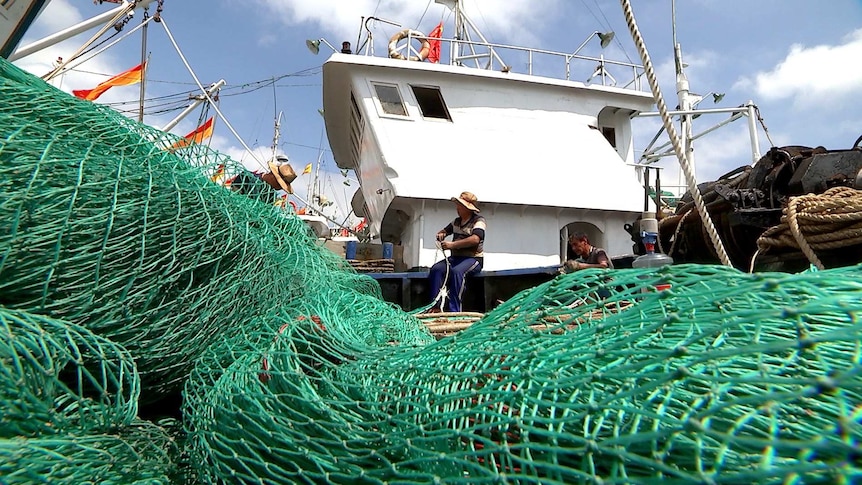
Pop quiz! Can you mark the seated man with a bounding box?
[429,191,486,313]
[563,232,613,272]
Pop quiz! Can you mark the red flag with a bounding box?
[170,117,214,150]
[427,22,443,63]
[72,63,145,101]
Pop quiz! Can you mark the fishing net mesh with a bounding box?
[1,58,861,484]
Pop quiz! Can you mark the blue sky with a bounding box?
[11,0,862,220]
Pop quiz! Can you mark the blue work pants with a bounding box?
[429,256,482,312]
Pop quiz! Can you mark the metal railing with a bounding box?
[386,32,646,91]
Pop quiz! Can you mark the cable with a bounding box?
[160,17,268,173]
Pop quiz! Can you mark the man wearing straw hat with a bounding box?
[429,191,486,313]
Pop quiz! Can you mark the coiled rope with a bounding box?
[619,0,733,267]
[753,186,862,270]
[415,311,484,337]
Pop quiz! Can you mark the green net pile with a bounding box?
[0,56,409,399]
[185,264,862,484]
[0,307,179,482]
[2,57,861,483]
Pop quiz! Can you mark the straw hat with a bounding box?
[451,191,480,212]
[263,160,297,193]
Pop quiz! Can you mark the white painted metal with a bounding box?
[8,0,156,61]
[161,80,226,132]
[298,214,330,239]
[1,0,51,58]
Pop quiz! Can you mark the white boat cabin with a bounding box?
[322,4,656,271]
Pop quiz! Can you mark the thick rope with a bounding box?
[619,0,733,267]
[755,186,862,269]
[417,311,484,336]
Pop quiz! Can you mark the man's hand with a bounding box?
[565,260,581,271]
[441,241,454,251]
[436,231,447,242]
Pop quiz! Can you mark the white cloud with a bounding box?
[254,0,556,49]
[21,0,84,37]
[737,28,862,106]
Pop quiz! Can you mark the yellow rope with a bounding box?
[755,187,862,269]
[416,312,484,337]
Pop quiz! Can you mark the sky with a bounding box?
[9,0,862,223]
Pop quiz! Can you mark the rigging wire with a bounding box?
[415,0,433,30]
[585,0,634,63]
[159,17,268,172]
[43,3,135,80]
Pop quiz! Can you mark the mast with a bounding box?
[672,0,696,187]
[271,111,283,163]
[138,7,149,123]
[9,0,157,62]
[434,0,506,69]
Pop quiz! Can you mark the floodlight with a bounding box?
[572,31,616,57]
[598,31,615,49]
[305,39,320,55]
[305,38,338,55]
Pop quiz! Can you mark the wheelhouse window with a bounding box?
[411,85,451,121]
[373,83,408,117]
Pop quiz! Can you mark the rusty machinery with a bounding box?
[640,140,862,271]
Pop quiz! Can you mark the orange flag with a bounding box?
[427,22,443,63]
[72,63,145,101]
[170,117,214,150]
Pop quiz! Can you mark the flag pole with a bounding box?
[138,8,150,123]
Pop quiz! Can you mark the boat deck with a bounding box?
[368,256,635,312]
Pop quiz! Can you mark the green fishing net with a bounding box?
[2,55,861,484]
[0,56,390,399]
[184,264,862,484]
[0,307,179,483]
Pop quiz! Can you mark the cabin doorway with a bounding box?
[560,222,606,262]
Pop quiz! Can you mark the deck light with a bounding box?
[691,92,726,119]
[572,31,616,57]
[598,31,615,48]
[306,38,338,55]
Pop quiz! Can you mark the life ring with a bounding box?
[388,29,430,61]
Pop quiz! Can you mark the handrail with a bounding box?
[382,32,646,90]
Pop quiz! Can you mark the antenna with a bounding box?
[671,0,684,76]
[271,111,283,163]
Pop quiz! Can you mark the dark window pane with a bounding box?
[411,85,451,120]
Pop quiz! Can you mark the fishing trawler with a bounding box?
[320,0,659,309]
[319,1,862,311]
